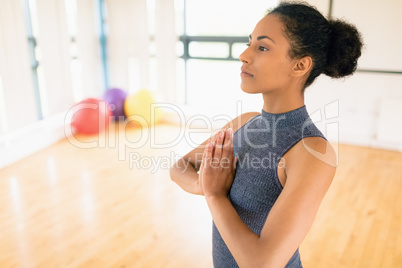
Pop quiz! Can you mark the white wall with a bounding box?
[182,0,402,152]
[75,0,104,99]
[106,0,150,92]
[0,0,38,132]
[334,0,402,71]
[0,0,100,169]
[304,0,402,150]
[0,0,401,169]
[305,73,402,149]
[105,0,177,102]
[0,0,178,169]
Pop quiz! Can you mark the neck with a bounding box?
[261,87,305,114]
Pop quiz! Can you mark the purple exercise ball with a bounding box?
[102,88,128,120]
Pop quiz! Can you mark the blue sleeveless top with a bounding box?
[212,105,326,267]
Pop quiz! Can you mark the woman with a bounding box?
[170,2,362,267]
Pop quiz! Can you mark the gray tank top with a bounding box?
[212,105,326,267]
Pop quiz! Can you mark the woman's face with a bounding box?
[239,14,297,94]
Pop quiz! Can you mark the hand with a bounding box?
[194,177,204,196]
[199,128,238,199]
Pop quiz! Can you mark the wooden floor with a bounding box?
[0,124,401,268]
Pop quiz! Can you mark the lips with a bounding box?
[241,67,254,77]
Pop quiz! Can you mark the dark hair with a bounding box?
[267,1,363,88]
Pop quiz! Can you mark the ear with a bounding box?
[292,56,313,77]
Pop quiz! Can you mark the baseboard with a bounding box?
[0,112,67,169]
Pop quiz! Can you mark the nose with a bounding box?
[239,46,251,64]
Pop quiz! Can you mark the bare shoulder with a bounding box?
[284,136,337,187]
[285,137,337,167]
[227,111,261,133]
[298,137,338,168]
[271,136,337,223]
[211,111,260,143]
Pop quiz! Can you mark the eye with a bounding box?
[258,46,269,52]
[246,43,251,47]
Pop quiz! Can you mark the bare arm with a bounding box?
[201,135,337,267]
[169,150,204,195]
[169,112,259,195]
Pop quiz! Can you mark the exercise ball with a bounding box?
[71,98,112,135]
[102,88,127,120]
[124,89,164,127]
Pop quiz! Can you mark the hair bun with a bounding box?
[324,19,363,78]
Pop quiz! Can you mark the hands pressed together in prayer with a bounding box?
[199,128,238,199]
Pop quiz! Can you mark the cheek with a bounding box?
[240,57,293,92]
[261,60,292,81]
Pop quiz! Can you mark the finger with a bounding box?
[198,139,210,170]
[211,136,216,159]
[201,142,210,166]
[223,128,234,159]
[199,154,205,186]
[204,142,214,169]
[226,128,233,146]
[214,130,225,160]
[209,129,220,144]
[219,129,231,168]
[200,147,208,177]
[199,154,204,173]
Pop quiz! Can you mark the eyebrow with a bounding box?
[249,34,276,44]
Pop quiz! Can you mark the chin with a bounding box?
[240,83,261,94]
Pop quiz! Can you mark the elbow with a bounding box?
[170,157,186,183]
[236,241,290,268]
[169,163,178,183]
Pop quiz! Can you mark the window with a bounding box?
[178,0,279,112]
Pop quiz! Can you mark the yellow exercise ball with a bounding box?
[124,89,164,127]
